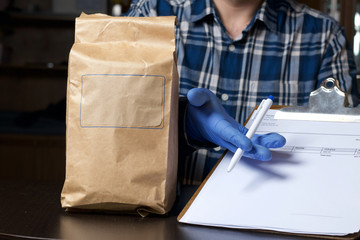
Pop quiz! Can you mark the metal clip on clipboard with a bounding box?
[275,77,360,122]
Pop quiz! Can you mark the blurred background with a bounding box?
[0,0,358,181]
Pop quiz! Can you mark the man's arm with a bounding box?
[319,26,359,106]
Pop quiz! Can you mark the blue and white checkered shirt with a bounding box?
[126,0,358,184]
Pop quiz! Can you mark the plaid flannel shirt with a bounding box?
[126,0,358,184]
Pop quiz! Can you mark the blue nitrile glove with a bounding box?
[186,88,286,161]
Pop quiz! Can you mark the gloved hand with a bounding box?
[186,88,286,161]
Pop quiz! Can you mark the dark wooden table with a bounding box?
[0,180,335,240]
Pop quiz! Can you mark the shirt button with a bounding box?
[214,146,222,152]
[221,93,229,101]
[228,44,235,52]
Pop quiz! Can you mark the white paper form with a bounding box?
[179,110,360,236]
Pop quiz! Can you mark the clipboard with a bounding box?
[177,78,360,239]
[275,77,360,122]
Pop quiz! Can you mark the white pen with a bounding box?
[227,95,274,172]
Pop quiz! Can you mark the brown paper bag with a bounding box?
[61,13,178,216]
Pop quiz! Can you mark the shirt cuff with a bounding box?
[179,95,218,151]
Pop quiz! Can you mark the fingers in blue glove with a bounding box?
[185,87,286,161]
[211,119,252,153]
[187,88,252,150]
[243,144,273,161]
[252,133,286,148]
[241,133,286,161]
[187,88,211,107]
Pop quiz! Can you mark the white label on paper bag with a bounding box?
[80,74,165,128]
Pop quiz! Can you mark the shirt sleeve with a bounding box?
[124,0,155,16]
[125,0,175,17]
[178,96,197,157]
[318,25,359,106]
